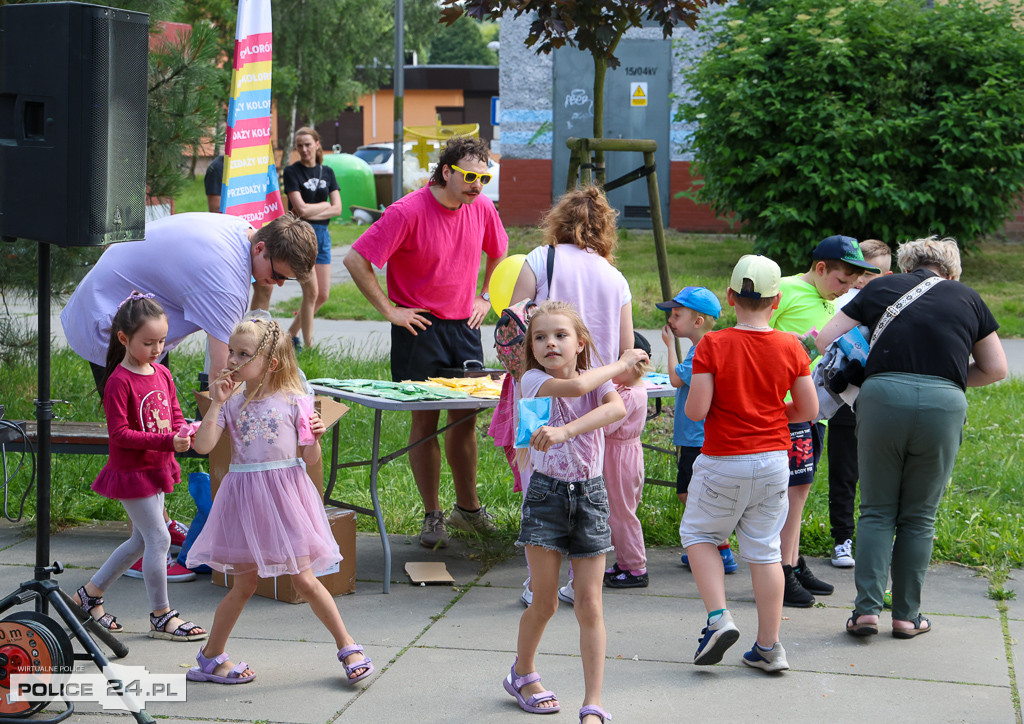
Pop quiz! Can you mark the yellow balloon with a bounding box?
[489,254,527,315]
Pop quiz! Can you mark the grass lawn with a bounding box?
[2,348,1021,578]
[278,226,1024,337]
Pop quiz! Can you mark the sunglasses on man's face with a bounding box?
[269,257,296,281]
[450,164,493,185]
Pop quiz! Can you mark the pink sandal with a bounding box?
[185,649,255,684]
[338,644,374,684]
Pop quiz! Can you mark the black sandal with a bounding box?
[75,585,122,632]
[892,614,931,639]
[845,611,878,636]
[147,608,207,642]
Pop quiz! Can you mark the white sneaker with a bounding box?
[831,539,855,568]
[557,579,575,606]
[520,577,532,607]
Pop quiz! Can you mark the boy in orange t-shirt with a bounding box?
[679,255,819,673]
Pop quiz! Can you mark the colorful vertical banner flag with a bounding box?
[221,0,282,227]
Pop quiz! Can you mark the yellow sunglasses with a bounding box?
[450,164,493,185]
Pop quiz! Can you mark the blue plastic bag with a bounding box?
[515,397,551,449]
[177,471,212,573]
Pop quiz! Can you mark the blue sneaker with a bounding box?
[694,610,740,665]
[681,547,739,574]
[742,641,789,672]
[720,546,739,574]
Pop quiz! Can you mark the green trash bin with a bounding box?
[322,153,376,222]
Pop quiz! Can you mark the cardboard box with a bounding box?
[193,391,348,499]
[212,508,357,603]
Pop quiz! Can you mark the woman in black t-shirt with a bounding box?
[817,236,1006,640]
[282,126,341,350]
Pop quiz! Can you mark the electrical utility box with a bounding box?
[553,38,671,228]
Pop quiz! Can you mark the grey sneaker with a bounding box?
[831,539,855,568]
[521,578,533,607]
[419,510,449,549]
[694,610,740,665]
[446,504,498,535]
[742,641,789,672]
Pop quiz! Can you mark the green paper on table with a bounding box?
[309,379,469,401]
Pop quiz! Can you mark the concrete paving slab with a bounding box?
[0,520,31,550]
[2,520,1020,723]
[1010,619,1023,719]
[1,520,132,568]
[784,610,1006,686]
[600,654,1014,724]
[354,531,489,590]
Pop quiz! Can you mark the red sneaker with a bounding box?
[123,555,197,582]
[167,519,189,549]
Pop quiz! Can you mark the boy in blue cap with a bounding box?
[658,287,737,573]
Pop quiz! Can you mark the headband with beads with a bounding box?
[117,291,155,310]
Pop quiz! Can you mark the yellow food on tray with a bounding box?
[424,375,504,399]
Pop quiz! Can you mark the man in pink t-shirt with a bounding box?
[343,137,508,549]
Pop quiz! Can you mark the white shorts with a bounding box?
[679,452,789,564]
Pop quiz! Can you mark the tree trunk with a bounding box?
[591,28,624,187]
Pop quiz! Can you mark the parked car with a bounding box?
[353,141,499,205]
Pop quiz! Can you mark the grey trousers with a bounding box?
[853,373,967,621]
[91,492,171,612]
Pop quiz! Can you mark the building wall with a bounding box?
[498,15,725,231]
[359,89,466,145]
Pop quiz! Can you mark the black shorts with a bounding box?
[390,315,483,381]
[787,421,825,487]
[675,446,702,495]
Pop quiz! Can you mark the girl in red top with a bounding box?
[71,292,206,643]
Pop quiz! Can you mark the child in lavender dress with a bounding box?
[188,318,372,686]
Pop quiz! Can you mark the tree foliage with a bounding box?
[442,0,716,145]
[146,19,225,199]
[429,15,497,65]
[272,0,447,150]
[0,0,224,358]
[678,0,1024,268]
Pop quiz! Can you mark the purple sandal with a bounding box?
[185,649,255,684]
[75,586,122,632]
[503,662,560,714]
[338,644,375,684]
[580,704,613,722]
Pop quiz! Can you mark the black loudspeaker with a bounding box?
[0,2,149,247]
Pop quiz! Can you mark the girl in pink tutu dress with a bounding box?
[188,318,372,686]
[72,291,206,643]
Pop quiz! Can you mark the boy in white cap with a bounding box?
[658,287,738,574]
[680,255,818,672]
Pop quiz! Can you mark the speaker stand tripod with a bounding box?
[0,243,154,724]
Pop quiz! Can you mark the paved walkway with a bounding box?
[0,520,1020,723]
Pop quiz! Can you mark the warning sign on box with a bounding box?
[630,82,648,107]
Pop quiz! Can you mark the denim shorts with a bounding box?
[517,472,613,558]
[679,451,789,564]
[313,223,331,265]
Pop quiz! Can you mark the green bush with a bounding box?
[677,0,1024,269]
